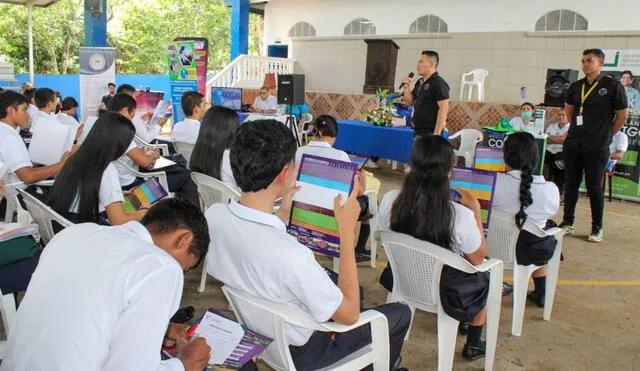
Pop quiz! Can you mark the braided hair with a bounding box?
[503,132,539,229]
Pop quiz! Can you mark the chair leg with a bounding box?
[467,85,473,101]
[544,240,563,321]
[459,82,464,100]
[1,293,17,337]
[369,221,378,269]
[198,259,208,293]
[369,315,390,371]
[436,306,458,371]
[333,257,340,273]
[511,265,534,336]
[484,263,503,371]
[392,161,398,171]
[608,174,613,202]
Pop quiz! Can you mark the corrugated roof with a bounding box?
[0,0,60,7]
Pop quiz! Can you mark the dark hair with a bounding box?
[521,102,535,111]
[61,97,78,111]
[108,82,116,88]
[181,91,204,117]
[34,88,55,109]
[141,198,210,269]
[190,106,239,180]
[391,135,455,249]
[312,114,339,138]
[621,70,633,79]
[116,84,136,95]
[23,88,36,103]
[503,132,538,229]
[583,48,605,60]
[421,50,440,67]
[0,90,29,120]
[108,93,137,113]
[230,119,297,192]
[49,112,136,223]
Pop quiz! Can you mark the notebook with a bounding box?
[28,116,75,165]
[123,177,168,212]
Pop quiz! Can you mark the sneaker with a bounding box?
[588,228,603,243]
[462,341,486,361]
[404,165,411,174]
[364,161,379,169]
[527,291,545,308]
[558,222,574,235]
[355,250,372,263]
[502,282,513,296]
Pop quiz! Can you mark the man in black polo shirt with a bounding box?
[560,49,628,243]
[402,50,450,137]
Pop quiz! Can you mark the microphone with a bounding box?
[398,72,414,90]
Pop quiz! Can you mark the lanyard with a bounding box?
[580,81,599,115]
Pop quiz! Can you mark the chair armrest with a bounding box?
[474,258,503,273]
[448,131,461,140]
[33,180,55,187]
[314,310,388,333]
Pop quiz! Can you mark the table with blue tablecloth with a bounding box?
[334,120,414,163]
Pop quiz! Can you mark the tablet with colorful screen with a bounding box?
[450,167,497,234]
[473,146,506,172]
[123,177,169,212]
[287,154,358,257]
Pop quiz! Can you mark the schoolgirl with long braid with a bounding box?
[492,132,560,307]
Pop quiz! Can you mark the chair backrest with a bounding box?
[190,172,241,211]
[458,128,483,153]
[377,230,479,314]
[470,68,489,82]
[173,141,195,169]
[223,286,317,370]
[485,210,520,268]
[16,188,73,244]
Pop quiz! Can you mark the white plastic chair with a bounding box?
[4,180,54,223]
[300,113,314,143]
[172,141,195,169]
[448,129,483,168]
[133,134,170,156]
[222,285,390,371]
[0,287,17,356]
[377,230,503,371]
[459,69,489,102]
[190,172,241,293]
[485,210,564,336]
[16,188,73,245]
[114,159,170,195]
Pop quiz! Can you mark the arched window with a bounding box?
[288,21,316,37]
[409,15,448,34]
[344,18,376,36]
[535,9,588,31]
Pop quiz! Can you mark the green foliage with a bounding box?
[0,0,263,75]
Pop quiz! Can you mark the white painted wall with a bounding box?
[263,0,640,46]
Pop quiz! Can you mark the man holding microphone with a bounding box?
[401,50,450,138]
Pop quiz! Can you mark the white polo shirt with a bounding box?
[609,131,629,168]
[295,141,351,165]
[27,104,39,127]
[0,121,33,187]
[117,141,139,187]
[509,116,535,134]
[132,116,152,143]
[205,201,343,346]
[221,149,239,193]
[252,95,278,112]
[377,189,482,256]
[69,163,124,214]
[544,122,570,154]
[56,112,81,128]
[29,110,55,132]
[1,221,185,371]
[492,170,559,229]
[171,118,200,144]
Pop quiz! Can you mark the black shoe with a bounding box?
[170,306,195,324]
[462,341,486,361]
[527,291,545,308]
[502,282,513,296]
[393,356,409,370]
[355,250,371,263]
[458,321,469,335]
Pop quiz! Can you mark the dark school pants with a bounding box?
[562,146,609,229]
[544,151,565,195]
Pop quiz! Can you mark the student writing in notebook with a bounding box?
[171,91,207,145]
[205,120,411,371]
[190,105,240,192]
[48,112,148,225]
[1,199,211,371]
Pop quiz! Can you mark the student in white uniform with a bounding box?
[171,91,206,144]
[1,198,211,371]
[30,87,58,133]
[57,97,84,141]
[295,115,374,262]
[190,106,240,192]
[0,91,71,189]
[48,112,148,226]
[377,135,489,361]
[509,102,536,133]
[492,132,560,308]
[116,84,167,143]
[23,88,39,129]
[544,110,571,194]
[205,120,411,370]
[250,85,278,113]
[607,131,629,172]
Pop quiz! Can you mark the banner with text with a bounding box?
[611,113,640,201]
[168,37,208,123]
[79,47,116,122]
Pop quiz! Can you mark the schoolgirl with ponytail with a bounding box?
[377,135,490,361]
[493,132,560,307]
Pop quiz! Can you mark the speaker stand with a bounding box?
[286,104,301,147]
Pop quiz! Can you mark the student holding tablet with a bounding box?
[377,135,489,361]
[48,112,148,225]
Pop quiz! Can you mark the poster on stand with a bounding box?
[610,114,640,201]
[79,47,116,122]
[168,37,208,123]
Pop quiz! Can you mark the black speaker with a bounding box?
[544,69,579,107]
[278,74,305,105]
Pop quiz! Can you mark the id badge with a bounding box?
[576,115,583,126]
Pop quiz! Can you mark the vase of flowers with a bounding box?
[364,88,397,126]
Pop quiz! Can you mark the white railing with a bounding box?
[206,54,294,100]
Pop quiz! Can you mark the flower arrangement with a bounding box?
[364,88,397,126]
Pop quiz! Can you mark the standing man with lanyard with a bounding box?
[401,50,450,139]
[560,49,628,243]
